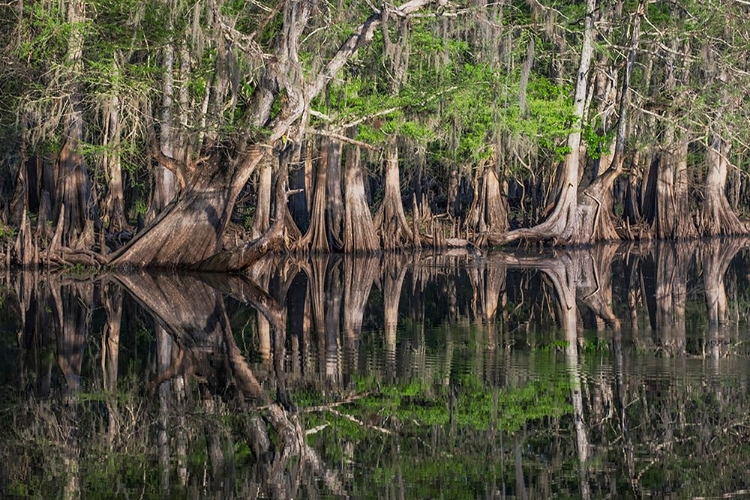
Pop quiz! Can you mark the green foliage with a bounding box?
[303,373,572,437]
[582,118,615,160]
[0,224,17,242]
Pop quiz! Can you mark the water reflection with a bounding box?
[1,240,750,497]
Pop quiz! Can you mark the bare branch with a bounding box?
[308,0,436,100]
[310,129,379,151]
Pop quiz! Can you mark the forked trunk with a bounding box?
[488,0,596,246]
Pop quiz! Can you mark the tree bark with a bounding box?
[299,139,330,253]
[343,145,379,253]
[471,164,508,244]
[326,139,345,251]
[252,157,273,239]
[699,136,747,236]
[375,143,412,250]
[148,35,178,222]
[101,65,128,233]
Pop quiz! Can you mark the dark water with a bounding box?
[2,239,750,499]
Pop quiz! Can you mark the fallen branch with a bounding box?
[306,407,392,435]
[303,391,374,412]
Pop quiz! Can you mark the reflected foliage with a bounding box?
[1,241,750,497]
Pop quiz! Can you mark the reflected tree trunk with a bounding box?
[343,254,378,370]
[324,255,343,385]
[382,254,408,378]
[116,270,347,497]
[101,282,122,448]
[575,245,620,331]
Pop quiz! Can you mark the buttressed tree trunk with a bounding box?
[375,143,413,250]
[470,162,508,245]
[488,0,597,247]
[580,0,646,242]
[326,138,345,251]
[56,0,95,247]
[299,138,330,253]
[699,135,747,236]
[343,144,379,253]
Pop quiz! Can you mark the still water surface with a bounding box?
[1,239,750,498]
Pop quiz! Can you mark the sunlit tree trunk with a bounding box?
[699,135,747,236]
[252,157,273,239]
[375,143,413,249]
[489,0,597,246]
[326,139,345,251]
[343,145,379,253]
[147,13,177,222]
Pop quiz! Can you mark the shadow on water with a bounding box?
[1,239,750,497]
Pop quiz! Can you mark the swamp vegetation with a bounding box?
[2,1,750,267]
[1,240,750,497]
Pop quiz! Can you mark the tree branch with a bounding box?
[308,0,436,100]
[310,129,379,150]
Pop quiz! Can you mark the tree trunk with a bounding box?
[288,140,310,233]
[471,165,508,244]
[102,70,128,232]
[252,157,273,239]
[577,0,646,242]
[56,118,95,248]
[699,135,747,236]
[110,147,265,269]
[55,0,95,248]
[147,39,177,222]
[108,0,434,269]
[299,139,329,253]
[488,0,597,246]
[326,139,345,251]
[343,145,379,253]
[375,143,412,250]
[654,148,676,239]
